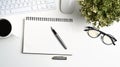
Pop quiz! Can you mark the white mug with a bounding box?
[0,19,12,38]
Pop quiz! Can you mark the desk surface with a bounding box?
[1,2,120,67]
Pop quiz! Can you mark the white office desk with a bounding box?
[1,2,120,67]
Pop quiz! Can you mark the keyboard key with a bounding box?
[10,4,15,9]
[27,2,32,6]
[37,1,41,5]
[32,6,38,10]
[47,3,56,9]
[14,4,19,8]
[1,6,6,10]
[40,0,46,4]
[2,1,7,5]
[19,3,23,7]
[24,0,29,2]
[11,0,16,4]
[23,2,28,7]
[6,5,11,9]
[5,10,11,14]
[46,0,55,3]
[20,0,25,3]
[15,0,19,4]
[0,2,2,6]
[38,4,47,9]
[32,1,36,6]
[7,0,12,5]
[0,10,5,15]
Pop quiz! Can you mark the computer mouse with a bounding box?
[60,0,75,14]
[0,19,12,38]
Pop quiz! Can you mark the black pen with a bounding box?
[51,27,67,50]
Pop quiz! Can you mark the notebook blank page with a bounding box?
[23,20,73,55]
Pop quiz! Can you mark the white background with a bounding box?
[0,0,120,67]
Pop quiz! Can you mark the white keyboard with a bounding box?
[0,0,56,16]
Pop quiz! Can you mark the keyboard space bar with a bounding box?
[11,7,32,13]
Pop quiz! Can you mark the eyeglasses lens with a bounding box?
[88,30,100,38]
[102,35,112,45]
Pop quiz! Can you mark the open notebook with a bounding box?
[22,17,74,56]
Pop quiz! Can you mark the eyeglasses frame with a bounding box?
[84,26,117,45]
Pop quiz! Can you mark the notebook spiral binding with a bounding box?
[25,17,73,22]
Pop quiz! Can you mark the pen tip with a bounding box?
[51,26,53,29]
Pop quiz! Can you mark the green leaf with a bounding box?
[78,0,120,28]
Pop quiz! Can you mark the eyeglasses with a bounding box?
[84,26,117,45]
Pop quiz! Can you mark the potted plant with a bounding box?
[78,0,120,28]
